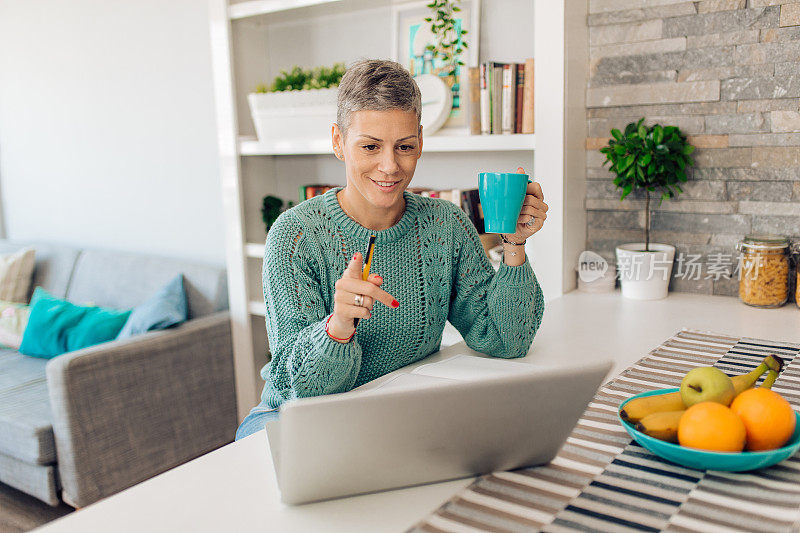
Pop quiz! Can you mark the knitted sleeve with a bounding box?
[447,207,545,358]
[261,211,362,405]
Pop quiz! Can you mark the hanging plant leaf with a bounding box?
[422,0,469,77]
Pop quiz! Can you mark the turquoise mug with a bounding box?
[478,172,531,234]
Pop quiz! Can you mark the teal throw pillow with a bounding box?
[116,274,188,339]
[19,287,131,359]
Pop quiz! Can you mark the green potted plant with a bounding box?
[248,62,346,142]
[261,195,293,234]
[254,63,346,93]
[600,118,695,300]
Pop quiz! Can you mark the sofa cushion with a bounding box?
[0,348,55,464]
[0,247,35,303]
[20,287,132,359]
[116,274,188,339]
[0,449,59,506]
[0,241,80,301]
[0,301,30,349]
[66,249,227,320]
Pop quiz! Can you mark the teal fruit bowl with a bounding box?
[618,388,800,472]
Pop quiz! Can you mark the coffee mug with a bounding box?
[478,172,531,234]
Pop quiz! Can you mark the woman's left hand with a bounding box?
[502,166,548,243]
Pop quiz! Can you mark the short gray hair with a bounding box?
[336,59,422,138]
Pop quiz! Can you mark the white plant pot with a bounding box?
[247,88,338,142]
[615,243,676,300]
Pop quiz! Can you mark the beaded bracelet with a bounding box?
[501,234,526,246]
[325,314,355,343]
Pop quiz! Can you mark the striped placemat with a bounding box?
[410,329,800,533]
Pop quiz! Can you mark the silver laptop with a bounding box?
[265,358,612,505]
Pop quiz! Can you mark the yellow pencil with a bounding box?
[354,235,376,327]
[362,235,376,281]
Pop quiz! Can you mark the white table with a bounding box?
[37,291,800,533]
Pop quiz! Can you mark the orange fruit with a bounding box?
[678,402,746,452]
[730,388,797,451]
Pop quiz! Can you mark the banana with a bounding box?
[730,358,774,395]
[620,391,685,423]
[760,369,779,389]
[765,354,785,373]
[635,410,684,443]
[729,355,782,396]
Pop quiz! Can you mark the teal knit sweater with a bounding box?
[259,187,545,409]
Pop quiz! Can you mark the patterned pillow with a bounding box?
[0,301,30,349]
[0,248,35,303]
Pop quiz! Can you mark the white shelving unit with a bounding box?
[238,133,536,155]
[208,0,587,420]
[228,0,344,20]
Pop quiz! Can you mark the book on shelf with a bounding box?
[299,184,336,202]
[515,63,525,134]
[460,189,485,234]
[522,58,534,134]
[437,188,463,205]
[501,64,515,134]
[491,63,502,134]
[478,64,490,135]
[479,234,502,258]
[409,187,484,234]
[472,59,534,136]
[468,67,482,135]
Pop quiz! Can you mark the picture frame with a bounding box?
[391,0,481,133]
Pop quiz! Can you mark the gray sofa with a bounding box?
[0,240,237,508]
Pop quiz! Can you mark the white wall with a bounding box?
[0,0,226,265]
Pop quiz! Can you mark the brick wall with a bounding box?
[585,0,800,296]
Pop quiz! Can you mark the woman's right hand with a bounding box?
[328,252,399,342]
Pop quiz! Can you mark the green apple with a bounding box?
[680,367,735,407]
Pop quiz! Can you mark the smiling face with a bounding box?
[332,108,422,214]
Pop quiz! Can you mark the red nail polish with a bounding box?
[375,275,383,283]
[352,253,358,260]
[391,300,399,308]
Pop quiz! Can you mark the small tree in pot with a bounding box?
[600,118,695,250]
[599,118,695,299]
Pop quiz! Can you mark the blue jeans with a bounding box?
[235,402,280,440]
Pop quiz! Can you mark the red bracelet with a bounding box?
[325,314,355,343]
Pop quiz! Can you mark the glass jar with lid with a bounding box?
[793,242,800,308]
[736,234,790,308]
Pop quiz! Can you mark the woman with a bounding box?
[236,59,548,440]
